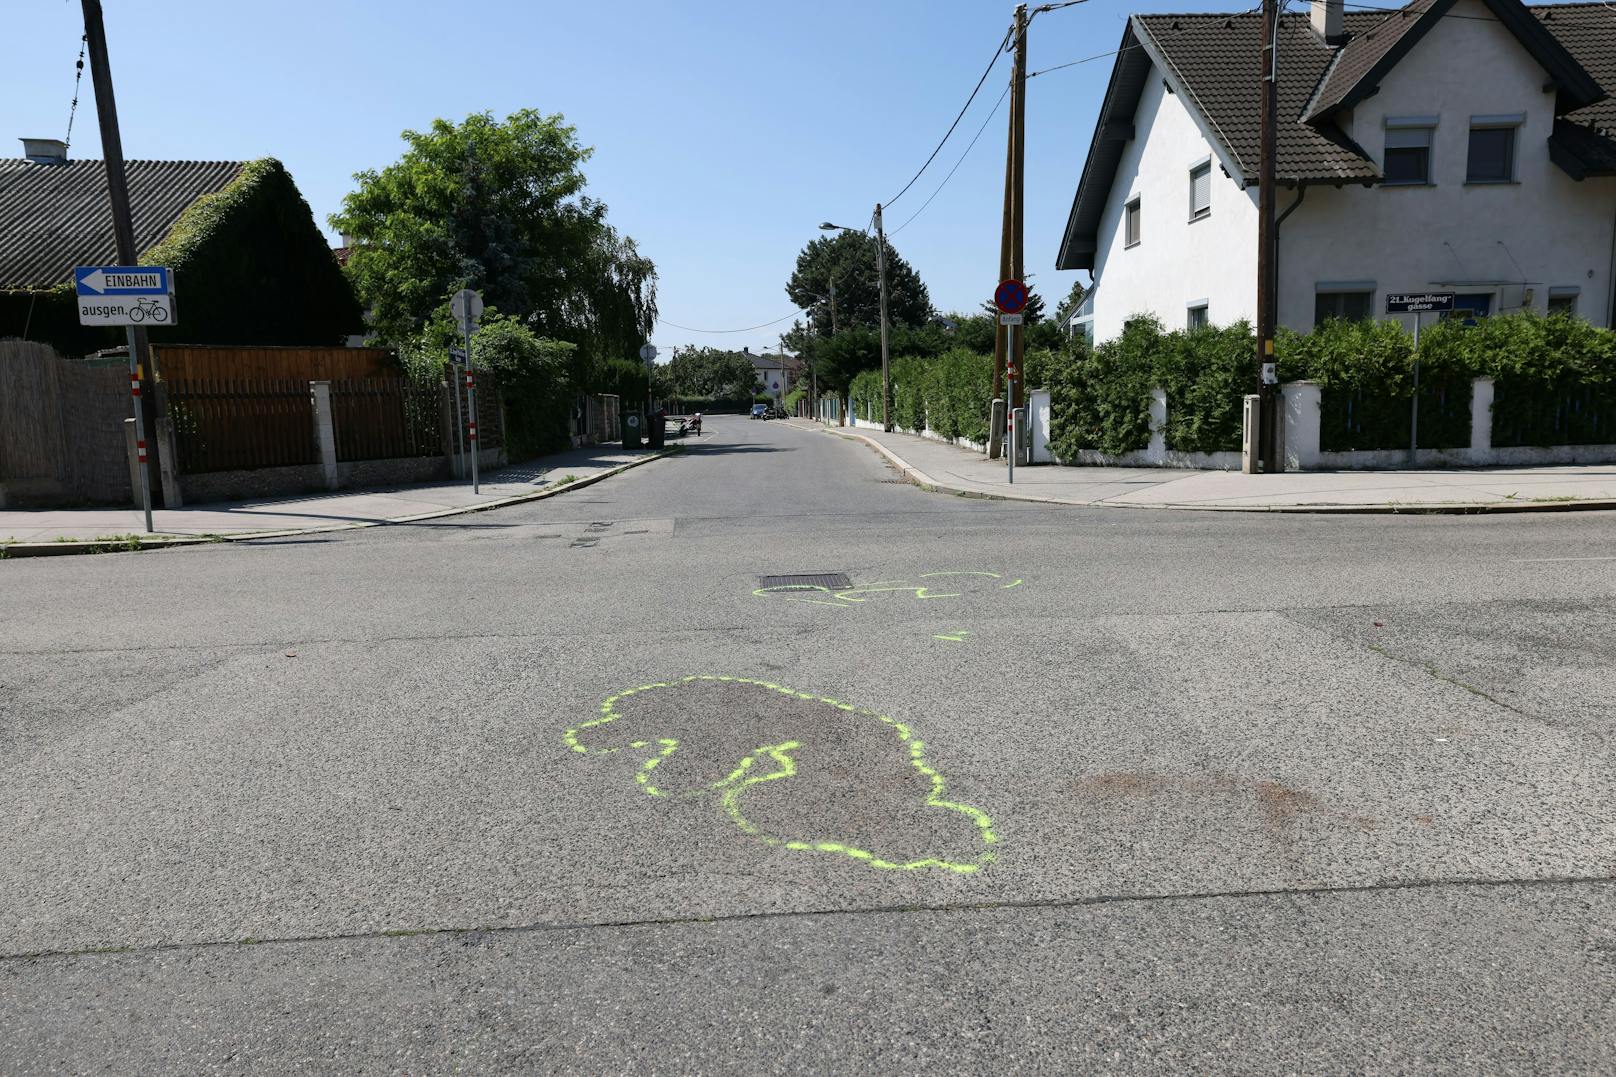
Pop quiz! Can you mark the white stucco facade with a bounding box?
[1085,0,1616,342]
[1280,0,1616,328]
[1088,72,1259,343]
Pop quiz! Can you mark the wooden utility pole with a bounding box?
[1011,3,1028,415]
[875,202,892,432]
[991,5,1027,458]
[81,0,162,498]
[1256,0,1280,471]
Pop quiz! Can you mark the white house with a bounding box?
[1057,0,1616,343]
[748,350,791,401]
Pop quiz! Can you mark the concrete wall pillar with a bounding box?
[1147,387,1168,464]
[155,415,183,508]
[310,380,339,490]
[1471,377,1495,458]
[1281,381,1322,471]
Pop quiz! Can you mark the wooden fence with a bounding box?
[0,340,131,505]
[165,378,319,474]
[153,345,392,382]
[330,378,442,462]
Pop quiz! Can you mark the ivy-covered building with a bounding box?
[0,145,361,356]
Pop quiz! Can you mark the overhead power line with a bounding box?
[881,25,1013,210]
[890,84,1010,237]
[656,309,810,334]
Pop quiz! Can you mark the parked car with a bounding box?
[750,403,769,420]
[765,406,786,419]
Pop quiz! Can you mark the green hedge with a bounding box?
[851,349,994,443]
[1045,312,1616,460]
[1278,319,1469,451]
[661,395,762,414]
[1416,313,1616,447]
[1048,316,1156,458]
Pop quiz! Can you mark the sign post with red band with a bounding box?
[125,328,153,532]
[451,289,484,494]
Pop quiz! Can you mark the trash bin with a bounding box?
[623,409,643,449]
[646,409,665,449]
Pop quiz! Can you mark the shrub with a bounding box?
[849,369,882,422]
[924,348,994,443]
[1156,321,1254,453]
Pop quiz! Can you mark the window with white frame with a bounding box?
[1547,287,1579,316]
[1467,115,1522,183]
[1384,118,1436,185]
[1187,302,1209,330]
[1189,161,1211,220]
[1124,198,1141,247]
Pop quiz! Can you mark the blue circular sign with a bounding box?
[995,278,1028,315]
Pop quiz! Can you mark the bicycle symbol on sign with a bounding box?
[128,297,169,323]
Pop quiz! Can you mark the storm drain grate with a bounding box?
[758,572,852,590]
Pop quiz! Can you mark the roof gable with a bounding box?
[0,159,243,289]
[1305,0,1602,121]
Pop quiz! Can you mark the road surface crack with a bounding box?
[5,872,1612,966]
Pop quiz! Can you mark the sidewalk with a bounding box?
[797,420,1616,513]
[1,442,672,552]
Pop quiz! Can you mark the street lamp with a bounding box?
[821,210,892,432]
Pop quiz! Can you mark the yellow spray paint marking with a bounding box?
[754,570,1023,608]
[933,630,971,643]
[562,676,998,875]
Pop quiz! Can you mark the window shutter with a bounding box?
[1191,166,1211,216]
[1385,127,1431,150]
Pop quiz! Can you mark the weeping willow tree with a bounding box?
[332,108,656,391]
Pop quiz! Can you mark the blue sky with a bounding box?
[8,0,1216,353]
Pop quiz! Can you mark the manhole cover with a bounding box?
[758,573,852,590]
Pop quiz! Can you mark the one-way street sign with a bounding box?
[75,266,170,296]
[74,264,176,326]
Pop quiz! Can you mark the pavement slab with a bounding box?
[806,420,1616,510]
[0,443,662,545]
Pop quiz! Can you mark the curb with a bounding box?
[804,423,1616,516]
[0,447,681,559]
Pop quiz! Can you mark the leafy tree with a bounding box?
[659,347,759,398]
[1053,279,1087,325]
[786,230,932,335]
[332,109,655,381]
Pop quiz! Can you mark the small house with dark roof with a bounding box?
[0,144,360,355]
[1057,0,1616,343]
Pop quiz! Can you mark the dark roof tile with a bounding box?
[1137,11,1382,182]
[0,158,243,289]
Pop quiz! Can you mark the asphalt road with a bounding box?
[3,414,1615,1074]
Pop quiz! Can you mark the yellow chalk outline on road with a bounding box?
[563,675,998,874]
[752,570,1024,607]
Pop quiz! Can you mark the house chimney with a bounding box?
[20,137,69,164]
[1311,0,1345,43]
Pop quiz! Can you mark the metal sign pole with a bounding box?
[1006,322,1016,484]
[464,321,480,493]
[1409,311,1422,468]
[450,352,465,477]
[125,326,153,532]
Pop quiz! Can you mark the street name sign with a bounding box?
[995,278,1028,315]
[1386,291,1455,314]
[448,347,467,366]
[74,265,176,326]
